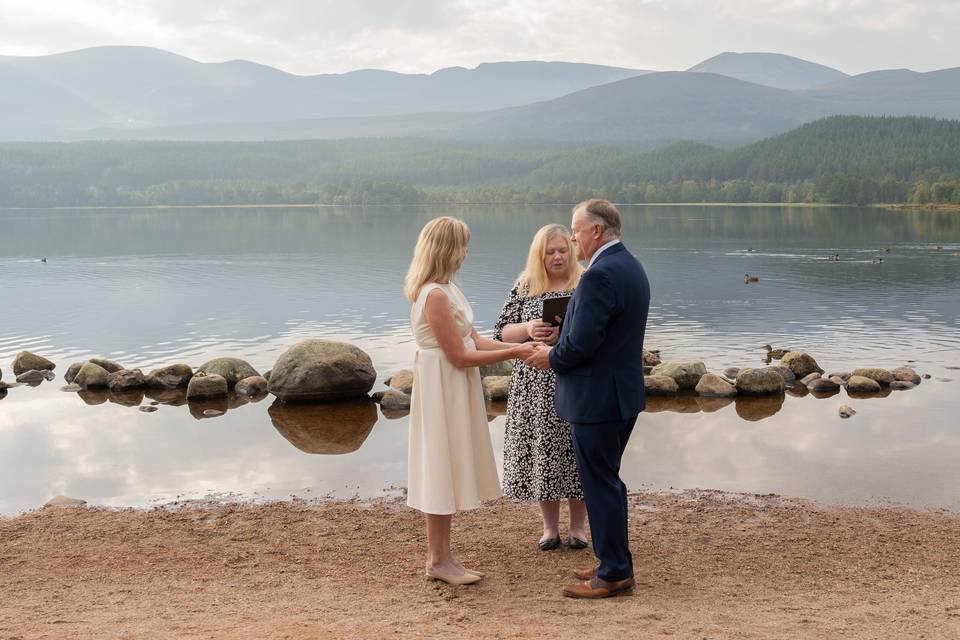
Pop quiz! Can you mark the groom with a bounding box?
[525,198,650,599]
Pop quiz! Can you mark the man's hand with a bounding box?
[525,343,553,371]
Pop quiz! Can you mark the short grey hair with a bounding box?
[574,198,621,238]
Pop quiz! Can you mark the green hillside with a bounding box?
[1,116,958,207]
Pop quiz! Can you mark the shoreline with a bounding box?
[4,489,960,639]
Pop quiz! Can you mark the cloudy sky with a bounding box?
[0,0,956,75]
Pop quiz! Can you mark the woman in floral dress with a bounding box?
[494,224,587,551]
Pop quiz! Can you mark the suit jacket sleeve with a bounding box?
[549,268,617,374]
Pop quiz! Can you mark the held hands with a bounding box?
[513,341,539,362]
[524,343,552,371]
[527,319,559,346]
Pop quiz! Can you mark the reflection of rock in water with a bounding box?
[645,393,700,414]
[380,405,410,420]
[785,384,809,398]
[189,397,230,420]
[78,389,110,405]
[696,395,734,413]
[0,389,6,401]
[847,388,893,400]
[110,389,145,407]
[268,399,378,454]
[735,395,784,422]
[145,387,188,406]
[809,388,840,400]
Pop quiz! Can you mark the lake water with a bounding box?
[1,205,959,515]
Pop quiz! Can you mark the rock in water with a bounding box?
[60,383,82,392]
[847,375,881,393]
[852,367,895,386]
[650,362,707,390]
[722,367,740,380]
[73,362,110,388]
[89,357,125,373]
[735,368,786,395]
[65,362,84,383]
[196,357,260,386]
[695,373,737,398]
[235,375,269,397]
[807,377,840,392]
[12,351,55,376]
[839,405,856,419]
[107,369,146,391]
[779,352,824,378]
[799,372,821,386]
[145,364,194,389]
[379,390,411,411]
[480,360,515,378]
[890,380,916,390]
[15,369,46,384]
[386,369,414,394]
[768,365,796,384]
[891,367,921,385]
[482,375,512,400]
[643,350,662,367]
[139,405,159,413]
[268,340,376,402]
[644,375,679,395]
[187,373,228,400]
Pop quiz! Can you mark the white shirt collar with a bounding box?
[586,238,621,269]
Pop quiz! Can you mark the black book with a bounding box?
[541,295,571,327]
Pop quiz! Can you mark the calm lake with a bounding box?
[1,205,959,515]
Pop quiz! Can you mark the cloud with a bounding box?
[0,0,957,74]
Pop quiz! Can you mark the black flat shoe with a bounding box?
[538,535,562,551]
[567,536,589,550]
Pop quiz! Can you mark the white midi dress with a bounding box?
[407,282,502,515]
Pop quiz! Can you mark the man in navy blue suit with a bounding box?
[525,198,650,599]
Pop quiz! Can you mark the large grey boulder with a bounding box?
[107,369,146,391]
[482,375,512,401]
[268,340,376,402]
[650,362,706,390]
[847,375,881,393]
[186,373,228,400]
[852,367,895,386]
[735,367,786,395]
[197,357,260,387]
[891,367,921,385]
[13,351,55,376]
[145,364,194,389]
[695,373,737,398]
[780,352,824,378]
[74,362,110,388]
[480,360,515,378]
[644,374,679,395]
[386,369,414,394]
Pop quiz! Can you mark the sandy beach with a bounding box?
[2,490,960,639]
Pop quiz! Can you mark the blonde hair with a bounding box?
[518,224,581,297]
[404,217,471,301]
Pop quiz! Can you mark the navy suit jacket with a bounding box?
[549,242,650,424]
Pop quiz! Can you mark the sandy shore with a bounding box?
[2,490,960,639]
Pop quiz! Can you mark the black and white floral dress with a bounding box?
[493,282,584,501]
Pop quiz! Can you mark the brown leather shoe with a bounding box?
[572,564,600,580]
[562,576,635,599]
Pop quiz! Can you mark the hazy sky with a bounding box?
[0,0,956,75]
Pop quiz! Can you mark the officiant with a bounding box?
[493,224,587,552]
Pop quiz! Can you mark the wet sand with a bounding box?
[2,490,960,639]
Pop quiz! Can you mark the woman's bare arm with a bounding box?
[424,289,535,368]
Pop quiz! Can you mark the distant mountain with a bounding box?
[688,52,848,90]
[0,46,648,135]
[805,68,960,118]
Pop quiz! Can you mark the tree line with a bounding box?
[1,116,959,207]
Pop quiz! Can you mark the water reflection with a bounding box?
[268,399,378,454]
[0,205,958,513]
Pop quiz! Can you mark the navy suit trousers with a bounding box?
[570,416,637,582]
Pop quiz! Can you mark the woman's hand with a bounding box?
[540,326,560,346]
[513,341,539,361]
[526,319,555,343]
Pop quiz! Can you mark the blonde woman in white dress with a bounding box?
[405,216,537,586]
